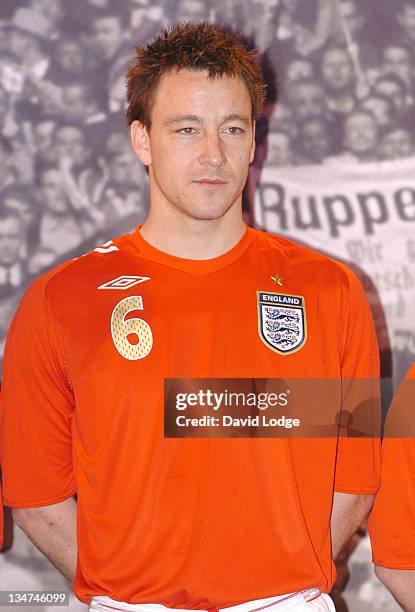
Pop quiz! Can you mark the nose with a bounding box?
[198,131,226,167]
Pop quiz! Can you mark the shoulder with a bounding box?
[21,232,135,308]
[250,227,359,291]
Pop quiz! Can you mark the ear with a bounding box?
[250,120,256,164]
[130,120,152,167]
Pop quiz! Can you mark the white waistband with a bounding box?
[90,589,322,612]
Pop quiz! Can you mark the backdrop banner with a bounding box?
[254,156,415,380]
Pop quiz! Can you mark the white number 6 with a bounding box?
[111,296,153,360]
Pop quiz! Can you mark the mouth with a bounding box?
[192,179,228,188]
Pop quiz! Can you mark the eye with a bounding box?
[224,126,245,135]
[177,127,198,135]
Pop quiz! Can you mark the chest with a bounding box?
[56,268,343,388]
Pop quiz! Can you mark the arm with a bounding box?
[330,491,374,559]
[11,496,77,583]
[374,567,415,612]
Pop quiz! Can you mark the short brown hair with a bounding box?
[126,21,266,128]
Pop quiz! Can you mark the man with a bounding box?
[31,117,57,166]
[287,79,329,123]
[374,73,415,130]
[52,122,104,219]
[0,23,380,612]
[0,208,30,365]
[374,74,408,118]
[284,59,315,85]
[359,94,395,130]
[1,184,38,250]
[35,163,99,258]
[0,208,29,299]
[11,0,64,40]
[380,123,415,161]
[263,129,293,167]
[320,46,356,116]
[0,138,17,188]
[381,43,414,96]
[340,109,380,163]
[99,149,147,229]
[294,118,332,164]
[369,363,415,610]
[46,37,89,84]
[90,8,132,112]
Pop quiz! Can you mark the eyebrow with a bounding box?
[163,114,251,127]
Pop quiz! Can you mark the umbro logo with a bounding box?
[98,275,151,290]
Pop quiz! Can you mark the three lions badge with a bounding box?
[257,292,307,355]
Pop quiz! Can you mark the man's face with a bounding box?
[4,197,33,228]
[56,40,85,73]
[106,132,131,155]
[55,126,87,163]
[265,132,291,166]
[344,112,379,155]
[360,97,393,127]
[0,217,24,265]
[321,48,354,92]
[33,120,56,162]
[108,151,139,184]
[8,30,38,60]
[375,80,405,114]
[40,169,68,213]
[289,83,326,121]
[301,119,330,162]
[61,85,93,119]
[382,47,412,87]
[286,60,315,83]
[270,104,294,132]
[92,17,123,60]
[381,129,414,160]
[133,69,255,222]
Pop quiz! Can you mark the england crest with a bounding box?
[257,291,307,355]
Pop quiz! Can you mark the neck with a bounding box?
[140,200,246,260]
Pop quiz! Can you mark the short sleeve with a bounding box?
[334,268,381,494]
[0,275,76,508]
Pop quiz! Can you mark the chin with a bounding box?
[176,194,236,220]
[183,202,233,221]
[187,209,230,221]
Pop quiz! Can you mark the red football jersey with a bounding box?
[0,226,380,607]
[369,363,415,568]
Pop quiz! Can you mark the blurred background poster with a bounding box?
[0,1,414,609]
[0,0,414,380]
